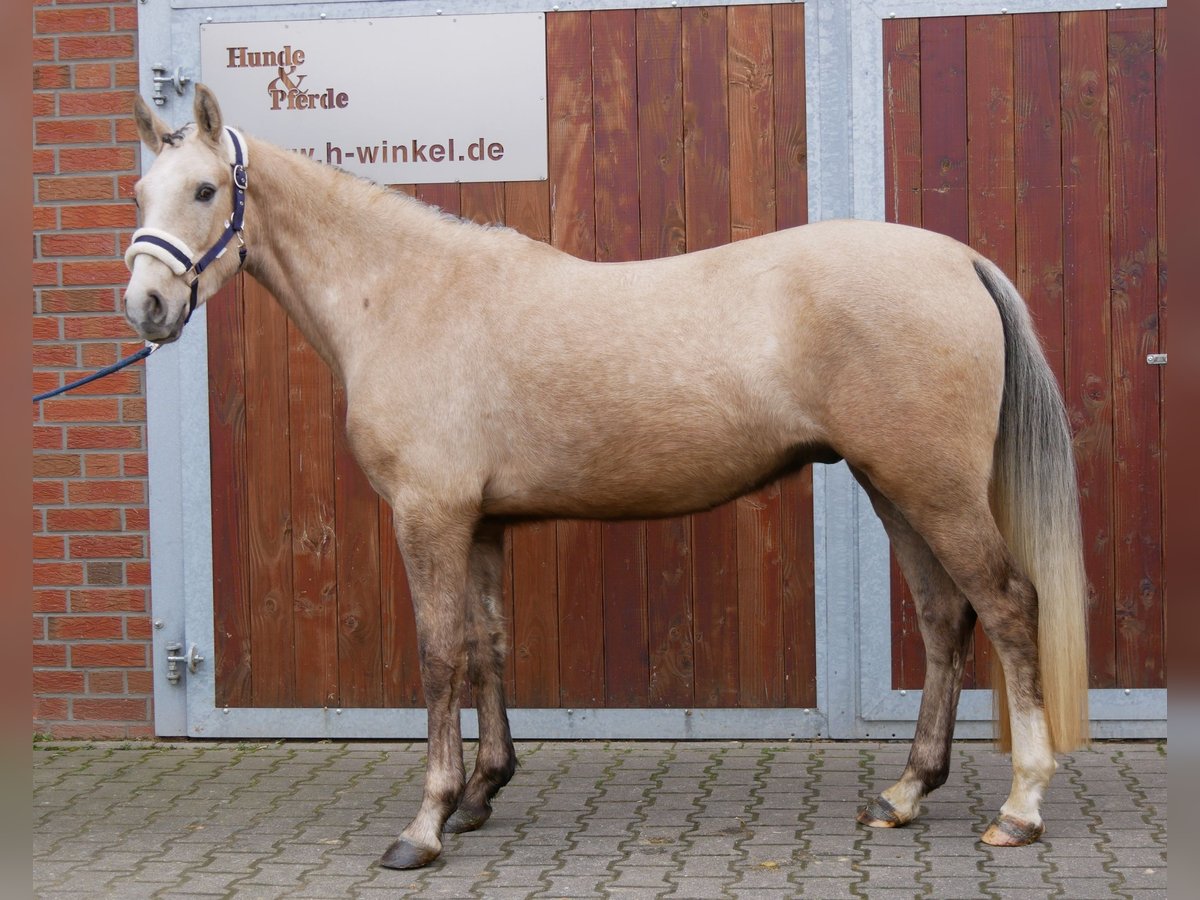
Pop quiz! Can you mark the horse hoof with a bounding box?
[982,814,1044,847]
[378,838,440,870]
[857,794,907,828]
[443,803,492,834]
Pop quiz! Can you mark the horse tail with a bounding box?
[972,257,1089,753]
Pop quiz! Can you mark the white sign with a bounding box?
[199,14,547,184]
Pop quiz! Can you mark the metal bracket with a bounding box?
[1146,353,1167,366]
[150,64,191,106]
[164,641,205,686]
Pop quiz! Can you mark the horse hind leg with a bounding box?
[895,490,1056,846]
[854,476,977,829]
[444,521,518,835]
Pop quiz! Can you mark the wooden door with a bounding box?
[206,6,818,714]
[883,9,1167,692]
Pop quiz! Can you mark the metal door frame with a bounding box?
[143,0,1166,739]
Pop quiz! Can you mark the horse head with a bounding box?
[124,85,247,344]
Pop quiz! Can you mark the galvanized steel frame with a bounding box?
[142,0,1167,739]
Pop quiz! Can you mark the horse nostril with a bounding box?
[147,291,165,323]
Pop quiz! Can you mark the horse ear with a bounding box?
[193,83,224,146]
[133,94,169,154]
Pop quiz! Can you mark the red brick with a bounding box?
[81,341,118,365]
[84,454,121,477]
[33,206,58,230]
[33,262,59,286]
[66,426,142,450]
[42,289,118,314]
[73,699,149,721]
[71,644,146,668]
[61,204,136,229]
[123,508,149,531]
[74,63,113,89]
[40,232,117,256]
[47,508,121,531]
[49,615,124,640]
[36,119,112,146]
[41,397,121,423]
[32,93,56,118]
[70,589,146,613]
[33,644,67,667]
[126,562,151,585]
[33,65,70,90]
[33,536,64,559]
[32,454,80,477]
[125,616,151,640]
[123,453,148,476]
[32,316,60,340]
[115,62,138,88]
[87,671,125,693]
[33,670,85,694]
[70,535,144,559]
[33,150,55,174]
[57,36,135,61]
[32,345,78,366]
[126,671,153,693]
[35,8,111,34]
[121,398,146,422]
[61,262,132,288]
[113,7,137,31]
[68,480,144,504]
[59,92,138,118]
[58,146,136,173]
[116,174,137,198]
[33,562,85,585]
[64,371,141,395]
[34,697,68,720]
[34,428,65,453]
[33,481,65,504]
[33,616,45,640]
[62,313,134,337]
[32,38,54,62]
[33,590,68,613]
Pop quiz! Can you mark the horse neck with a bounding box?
[240,137,451,382]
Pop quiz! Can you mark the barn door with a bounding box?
[845,5,1167,740]
[154,4,827,739]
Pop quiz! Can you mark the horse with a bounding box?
[124,85,1089,869]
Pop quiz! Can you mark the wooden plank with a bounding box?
[1108,8,1163,689]
[242,274,296,707]
[207,275,252,708]
[773,2,815,708]
[882,17,925,691]
[286,319,339,708]
[729,4,784,708]
[1155,7,1167,673]
[965,14,1017,690]
[593,8,651,707]
[920,17,969,245]
[380,501,421,707]
[635,6,694,709]
[332,383,383,707]
[547,10,605,708]
[1060,10,1116,688]
[682,5,738,709]
[415,182,461,218]
[460,182,505,228]
[1014,13,1065,384]
[503,177,558,707]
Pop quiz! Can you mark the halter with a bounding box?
[124,126,249,324]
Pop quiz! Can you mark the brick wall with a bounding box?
[32,0,153,739]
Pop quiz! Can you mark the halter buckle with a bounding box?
[233,163,248,192]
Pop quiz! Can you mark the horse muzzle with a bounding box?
[123,283,187,344]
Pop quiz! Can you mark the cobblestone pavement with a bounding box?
[33,740,1166,898]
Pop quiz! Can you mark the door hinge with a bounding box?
[1146,353,1167,365]
[150,63,191,106]
[165,641,205,685]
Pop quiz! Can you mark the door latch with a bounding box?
[1146,353,1167,366]
[151,64,191,106]
[165,641,205,685]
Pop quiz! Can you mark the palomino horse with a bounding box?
[125,86,1089,869]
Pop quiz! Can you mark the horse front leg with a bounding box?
[379,511,475,870]
[445,521,518,834]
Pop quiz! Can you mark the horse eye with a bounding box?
[195,183,216,202]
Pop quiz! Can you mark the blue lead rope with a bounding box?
[33,343,158,403]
